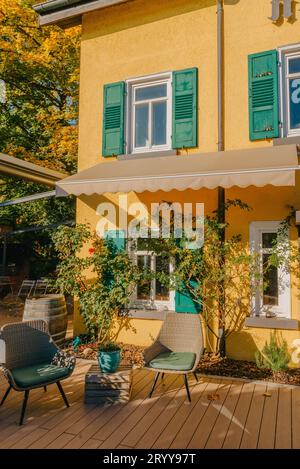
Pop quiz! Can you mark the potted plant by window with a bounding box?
[98,342,121,373]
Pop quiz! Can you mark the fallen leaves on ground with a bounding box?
[207,393,220,401]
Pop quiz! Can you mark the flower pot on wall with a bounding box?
[98,349,121,373]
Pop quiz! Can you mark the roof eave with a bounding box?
[33,0,131,28]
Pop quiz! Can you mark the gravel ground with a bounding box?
[63,340,145,367]
[197,354,300,386]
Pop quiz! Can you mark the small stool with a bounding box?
[84,364,132,404]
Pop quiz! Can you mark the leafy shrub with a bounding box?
[255,332,290,373]
[98,342,121,353]
[52,224,141,343]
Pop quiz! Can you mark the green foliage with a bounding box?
[98,342,121,353]
[255,332,290,373]
[0,0,80,173]
[137,200,258,355]
[52,225,142,343]
[53,205,298,356]
[0,0,79,277]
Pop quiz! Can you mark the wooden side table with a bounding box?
[84,364,133,404]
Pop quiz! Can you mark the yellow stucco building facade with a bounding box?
[37,0,300,361]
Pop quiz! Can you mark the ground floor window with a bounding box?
[250,221,291,318]
[129,238,175,311]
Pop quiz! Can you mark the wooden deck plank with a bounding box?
[240,383,267,449]
[108,376,182,449]
[292,387,300,449]
[39,395,90,431]
[205,381,243,449]
[0,360,298,450]
[89,372,168,444]
[28,402,99,449]
[275,387,292,449]
[151,377,209,449]
[10,428,49,449]
[0,423,40,449]
[135,377,199,449]
[0,381,86,448]
[46,432,75,449]
[187,380,232,449]
[91,375,180,448]
[80,438,104,449]
[0,385,50,424]
[257,385,279,449]
[65,369,150,437]
[62,371,157,449]
[169,379,221,449]
[222,381,255,449]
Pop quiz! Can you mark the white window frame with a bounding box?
[250,221,291,319]
[279,43,300,137]
[128,239,175,311]
[125,72,172,154]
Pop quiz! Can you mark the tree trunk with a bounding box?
[219,328,226,357]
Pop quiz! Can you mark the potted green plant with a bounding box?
[98,342,121,373]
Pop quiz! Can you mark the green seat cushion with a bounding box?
[12,363,70,388]
[149,352,196,371]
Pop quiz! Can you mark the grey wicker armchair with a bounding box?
[0,320,76,425]
[143,312,204,402]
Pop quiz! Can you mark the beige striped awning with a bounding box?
[56,144,299,196]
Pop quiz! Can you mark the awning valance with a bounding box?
[56,144,299,196]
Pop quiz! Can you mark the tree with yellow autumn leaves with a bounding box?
[0,0,80,278]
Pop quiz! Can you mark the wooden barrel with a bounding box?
[23,294,68,345]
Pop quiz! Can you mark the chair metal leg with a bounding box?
[149,372,160,398]
[184,374,191,402]
[0,385,12,406]
[193,371,199,382]
[161,373,165,380]
[19,390,29,425]
[56,381,69,408]
[43,386,47,392]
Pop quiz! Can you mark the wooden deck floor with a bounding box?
[0,359,300,449]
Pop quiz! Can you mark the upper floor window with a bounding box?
[249,45,300,141]
[126,74,172,154]
[102,68,198,157]
[280,45,300,137]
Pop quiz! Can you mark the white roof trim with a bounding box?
[35,0,131,27]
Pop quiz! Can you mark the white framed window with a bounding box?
[279,44,300,137]
[250,221,291,318]
[126,73,172,154]
[128,238,175,311]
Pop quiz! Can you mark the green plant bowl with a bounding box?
[98,349,121,373]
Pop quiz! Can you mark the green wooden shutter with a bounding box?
[102,82,125,157]
[172,68,198,149]
[175,280,201,314]
[104,230,126,251]
[103,230,126,287]
[248,50,279,141]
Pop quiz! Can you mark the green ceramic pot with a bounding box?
[98,349,121,373]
